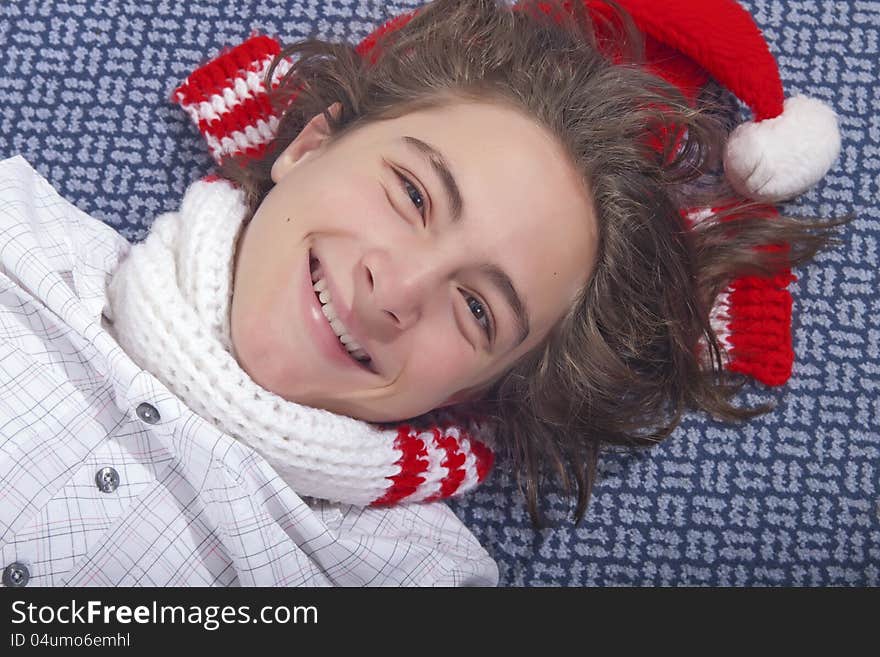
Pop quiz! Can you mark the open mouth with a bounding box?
[309,250,376,374]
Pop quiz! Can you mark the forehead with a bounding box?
[381,100,587,198]
[382,100,593,229]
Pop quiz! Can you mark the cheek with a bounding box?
[231,289,282,376]
[405,326,477,393]
[320,172,390,233]
[230,240,301,381]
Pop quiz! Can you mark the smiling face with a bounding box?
[229,97,598,422]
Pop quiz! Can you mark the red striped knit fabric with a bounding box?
[367,422,495,507]
[371,426,432,506]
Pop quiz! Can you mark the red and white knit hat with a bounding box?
[573,0,840,203]
[171,0,840,390]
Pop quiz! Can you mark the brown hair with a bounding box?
[216,0,855,527]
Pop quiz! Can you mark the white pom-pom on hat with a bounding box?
[723,94,842,202]
[559,0,844,203]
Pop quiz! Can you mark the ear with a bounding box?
[270,101,343,184]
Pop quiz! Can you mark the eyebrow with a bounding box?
[400,135,531,349]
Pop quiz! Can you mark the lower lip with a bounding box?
[301,248,373,374]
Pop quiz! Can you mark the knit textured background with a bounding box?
[1,0,877,586]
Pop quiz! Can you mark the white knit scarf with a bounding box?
[104,177,494,507]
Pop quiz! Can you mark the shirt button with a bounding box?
[95,467,120,493]
[136,402,161,424]
[3,562,30,587]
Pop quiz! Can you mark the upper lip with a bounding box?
[312,251,378,373]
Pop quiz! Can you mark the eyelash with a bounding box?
[393,167,494,342]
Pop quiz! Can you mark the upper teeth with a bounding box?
[311,267,371,360]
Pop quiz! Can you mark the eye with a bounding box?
[461,290,493,340]
[394,169,427,226]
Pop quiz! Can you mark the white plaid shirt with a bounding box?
[0,155,498,587]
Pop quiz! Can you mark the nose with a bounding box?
[359,248,450,337]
